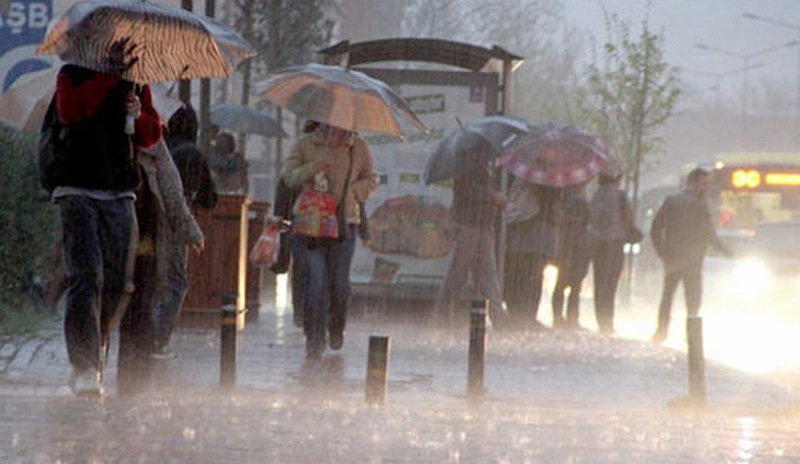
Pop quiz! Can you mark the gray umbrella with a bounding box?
[210,104,286,137]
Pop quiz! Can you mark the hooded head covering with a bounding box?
[167,104,198,146]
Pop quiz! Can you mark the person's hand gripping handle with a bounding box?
[124,89,141,135]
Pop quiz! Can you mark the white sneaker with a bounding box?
[70,368,104,398]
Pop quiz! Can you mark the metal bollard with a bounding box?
[365,336,390,405]
[220,293,238,388]
[467,299,487,398]
[686,316,706,404]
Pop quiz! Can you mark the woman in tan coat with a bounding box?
[283,122,377,358]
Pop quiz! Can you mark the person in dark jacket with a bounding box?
[150,105,217,357]
[650,167,730,344]
[436,161,506,322]
[551,185,591,330]
[44,56,162,397]
[210,132,249,194]
[589,169,630,335]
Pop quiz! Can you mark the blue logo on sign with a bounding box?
[0,0,53,89]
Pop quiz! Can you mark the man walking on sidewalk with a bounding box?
[41,59,162,396]
[650,167,730,344]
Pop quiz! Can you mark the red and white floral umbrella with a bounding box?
[499,123,611,187]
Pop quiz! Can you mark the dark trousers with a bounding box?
[592,239,625,333]
[503,251,549,321]
[60,196,135,373]
[153,243,188,349]
[437,224,503,315]
[655,263,703,336]
[552,254,590,325]
[118,253,157,396]
[297,232,356,353]
[290,236,307,328]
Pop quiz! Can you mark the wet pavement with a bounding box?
[1,302,799,463]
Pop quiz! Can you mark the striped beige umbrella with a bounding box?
[36,0,256,84]
[258,63,427,137]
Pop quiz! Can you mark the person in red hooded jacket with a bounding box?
[44,42,162,396]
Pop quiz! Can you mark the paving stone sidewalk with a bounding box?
[1,309,799,463]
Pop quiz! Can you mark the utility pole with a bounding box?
[179,0,193,105]
[199,0,216,157]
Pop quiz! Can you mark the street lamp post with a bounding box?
[744,13,800,119]
[695,40,798,117]
[679,63,764,108]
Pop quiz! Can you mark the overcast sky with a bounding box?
[564,0,800,100]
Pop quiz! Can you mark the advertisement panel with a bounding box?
[350,71,496,302]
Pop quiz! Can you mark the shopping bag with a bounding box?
[249,219,281,267]
[291,188,339,238]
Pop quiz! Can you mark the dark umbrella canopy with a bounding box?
[210,104,286,137]
[36,0,256,84]
[423,115,529,185]
[499,123,611,187]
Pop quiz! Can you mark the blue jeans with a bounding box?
[60,196,135,372]
[153,243,188,348]
[296,231,356,353]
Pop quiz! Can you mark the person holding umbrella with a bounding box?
[40,41,162,397]
[551,184,592,331]
[503,180,563,331]
[435,159,506,323]
[283,122,378,359]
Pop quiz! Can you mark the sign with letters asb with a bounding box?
[0,0,54,92]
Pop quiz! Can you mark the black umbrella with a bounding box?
[423,115,529,184]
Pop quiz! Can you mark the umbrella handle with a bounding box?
[124,87,140,135]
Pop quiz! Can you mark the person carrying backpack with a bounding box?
[40,52,162,397]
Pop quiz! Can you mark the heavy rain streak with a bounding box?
[0,0,799,462]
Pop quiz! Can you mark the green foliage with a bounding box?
[0,125,60,325]
[400,0,582,122]
[235,0,335,73]
[580,13,681,195]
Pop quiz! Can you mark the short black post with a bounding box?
[687,316,706,405]
[220,293,238,388]
[365,336,390,405]
[467,299,487,398]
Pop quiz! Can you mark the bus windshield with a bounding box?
[712,162,800,231]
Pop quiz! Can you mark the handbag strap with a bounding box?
[339,147,354,212]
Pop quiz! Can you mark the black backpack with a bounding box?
[38,96,69,194]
